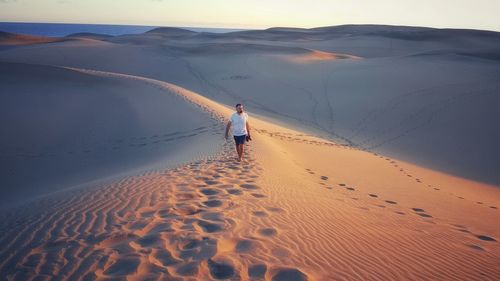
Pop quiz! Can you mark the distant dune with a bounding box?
[65,32,114,40]
[145,26,198,36]
[0,31,62,45]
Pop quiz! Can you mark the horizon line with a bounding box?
[2,20,500,33]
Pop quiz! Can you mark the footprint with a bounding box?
[253,211,267,217]
[201,188,219,196]
[153,249,181,267]
[203,200,223,207]
[346,187,355,191]
[412,208,425,212]
[251,193,266,198]
[338,183,346,187]
[208,258,235,279]
[385,200,397,204]
[467,244,484,251]
[266,207,284,213]
[368,194,378,198]
[259,228,277,236]
[476,235,497,242]
[236,239,256,253]
[201,212,224,222]
[248,264,267,279]
[240,184,260,190]
[180,239,201,250]
[176,261,199,276]
[137,234,162,247]
[417,213,432,218]
[320,176,328,180]
[139,210,156,218]
[227,189,242,195]
[197,220,223,233]
[177,193,197,200]
[272,268,308,281]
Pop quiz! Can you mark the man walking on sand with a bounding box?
[225,103,251,162]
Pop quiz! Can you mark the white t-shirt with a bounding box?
[230,112,249,136]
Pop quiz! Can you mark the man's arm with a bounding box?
[246,120,251,140]
[225,121,232,140]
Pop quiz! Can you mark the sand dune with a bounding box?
[146,27,198,36]
[0,24,499,280]
[0,61,223,207]
[65,33,114,40]
[0,31,110,49]
[285,49,362,63]
[0,68,498,280]
[0,31,62,45]
[1,25,498,185]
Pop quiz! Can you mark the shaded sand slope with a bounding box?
[1,26,499,185]
[0,68,498,280]
[0,62,223,208]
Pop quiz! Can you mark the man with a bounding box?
[225,103,251,162]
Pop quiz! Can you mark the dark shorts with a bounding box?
[233,135,247,145]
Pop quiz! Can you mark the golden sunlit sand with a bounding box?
[286,50,362,63]
[0,67,498,280]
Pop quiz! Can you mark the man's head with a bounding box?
[236,103,244,113]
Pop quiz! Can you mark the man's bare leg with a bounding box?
[235,143,241,161]
[236,144,243,161]
[240,144,245,161]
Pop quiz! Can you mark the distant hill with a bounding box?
[65,32,114,40]
[145,27,197,36]
[194,24,500,42]
[0,31,61,45]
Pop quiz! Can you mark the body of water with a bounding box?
[0,22,248,37]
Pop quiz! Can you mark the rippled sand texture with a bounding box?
[0,68,498,280]
[0,144,281,280]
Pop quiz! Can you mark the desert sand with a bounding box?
[0,25,499,280]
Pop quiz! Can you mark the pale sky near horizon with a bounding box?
[1,0,500,32]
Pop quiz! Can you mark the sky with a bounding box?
[1,0,500,31]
